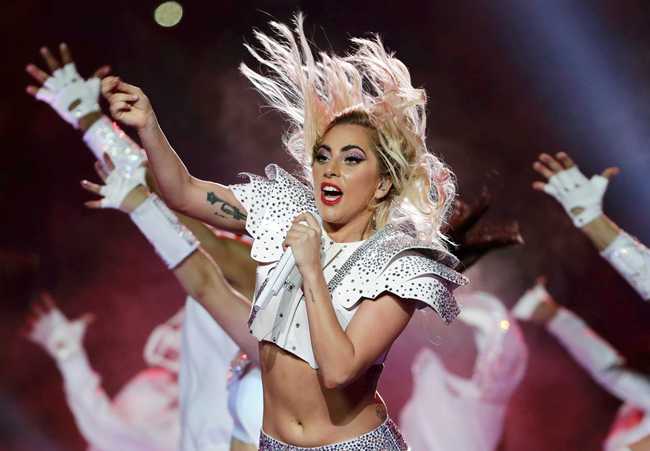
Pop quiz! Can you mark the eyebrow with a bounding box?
[315,143,367,153]
[341,144,366,154]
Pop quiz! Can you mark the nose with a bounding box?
[323,158,340,178]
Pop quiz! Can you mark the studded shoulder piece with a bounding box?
[330,226,469,324]
[230,164,319,263]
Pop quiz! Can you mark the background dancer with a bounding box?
[514,279,650,451]
[25,44,263,451]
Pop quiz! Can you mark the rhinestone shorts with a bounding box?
[258,418,409,450]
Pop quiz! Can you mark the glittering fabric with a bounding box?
[600,232,650,301]
[230,164,468,368]
[259,418,408,451]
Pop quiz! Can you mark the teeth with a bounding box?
[323,186,338,193]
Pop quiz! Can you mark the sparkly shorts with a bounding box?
[258,418,409,451]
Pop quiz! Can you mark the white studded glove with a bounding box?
[542,166,608,227]
[98,165,147,209]
[35,63,101,129]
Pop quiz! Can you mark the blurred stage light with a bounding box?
[154,1,183,28]
[499,319,511,331]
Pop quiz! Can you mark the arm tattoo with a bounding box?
[206,192,247,221]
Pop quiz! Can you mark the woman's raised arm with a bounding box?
[101,76,247,231]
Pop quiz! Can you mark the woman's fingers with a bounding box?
[101,76,121,96]
[110,101,132,116]
[539,153,564,173]
[531,181,546,191]
[25,85,40,97]
[532,161,554,180]
[601,166,620,179]
[59,43,72,65]
[84,200,104,209]
[94,160,110,181]
[81,179,102,194]
[40,292,55,309]
[102,153,116,172]
[109,92,139,103]
[40,46,61,72]
[93,65,111,79]
[25,64,49,84]
[555,152,575,169]
[116,81,141,95]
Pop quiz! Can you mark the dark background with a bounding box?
[2,1,650,450]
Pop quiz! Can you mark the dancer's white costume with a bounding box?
[546,307,650,451]
[600,232,650,302]
[28,306,180,451]
[399,292,528,451]
[514,281,650,451]
[34,63,264,450]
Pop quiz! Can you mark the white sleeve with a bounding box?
[548,307,650,410]
[56,351,169,451]
[601,232,650,301]
[229,164,318,264]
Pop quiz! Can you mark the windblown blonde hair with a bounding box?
[240,14,456,248]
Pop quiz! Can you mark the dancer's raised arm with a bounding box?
[532,151,650,301]
[101,76,247,231]
[81,156,258,359]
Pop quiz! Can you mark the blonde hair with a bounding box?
[240,14,456,248]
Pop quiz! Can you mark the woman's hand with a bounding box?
[81,153,149,213]
[22,293,94,361]
[101,77,155,131]
[283,212,322,275]
[512,277,559,325]
[25,43,110,130]
[532,151,619,228]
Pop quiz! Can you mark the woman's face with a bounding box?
[312,123,390,233]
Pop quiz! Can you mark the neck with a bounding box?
[323,210,374,243]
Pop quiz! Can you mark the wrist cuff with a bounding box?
[601,232,650,301]
[129,194,199,269]
[83,116,147,176]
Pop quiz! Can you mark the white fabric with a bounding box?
[97,165,146,209]
[227,365,264,444]
[179,297,239,451]
[511,283,548,320]
[601,232,650,301]
[39,320,179,451]
[144,309,183,374]
[36,63,101,129]
[83,116,147,178]
[129,194,199,269]
[231,164,466,369]
[400,292,528,451]
[546,306,650,451]
[542,166,607,227]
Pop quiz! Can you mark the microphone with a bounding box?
[254,213,321,312]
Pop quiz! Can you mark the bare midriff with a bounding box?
[259,341,387,447]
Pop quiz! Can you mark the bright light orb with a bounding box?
[154,1,183,28]
[499,319,510,331]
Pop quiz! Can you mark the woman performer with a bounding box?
[102,14,468,449]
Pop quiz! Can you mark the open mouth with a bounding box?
[321,182,343,206]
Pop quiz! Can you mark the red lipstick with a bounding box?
[320,182,343,206]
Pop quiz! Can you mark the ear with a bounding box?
[374,175,393,201]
